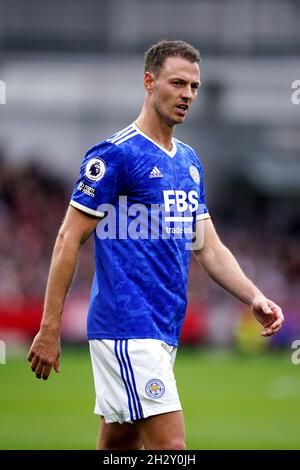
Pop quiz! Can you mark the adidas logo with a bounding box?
[149,166,163,178]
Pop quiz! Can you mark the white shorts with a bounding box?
[89,338,182,424]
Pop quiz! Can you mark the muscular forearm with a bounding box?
[192,219,284,338]
[40,232,79,334]
[195,243,262,306]
[28,206,99,380]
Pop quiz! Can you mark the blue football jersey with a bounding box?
[70,123,210,346]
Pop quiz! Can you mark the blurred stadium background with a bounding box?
[0,0,300,449]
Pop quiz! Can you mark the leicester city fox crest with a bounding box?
[145,379,165,399]
[189,165,200,184]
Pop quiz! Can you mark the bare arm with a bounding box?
[27,205,100,380]
[193,218,284,336]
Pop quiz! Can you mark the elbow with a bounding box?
[195,246,215,267]
[57,229,69,246]
[195,241,226,269]
[56,229,81,252]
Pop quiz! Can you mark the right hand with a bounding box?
[27,330,61,380]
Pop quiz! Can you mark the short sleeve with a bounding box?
[195,164,210,222]
[70,142,128,217]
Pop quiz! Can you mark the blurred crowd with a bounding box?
[0,152,299,348]
[0,152,94,300]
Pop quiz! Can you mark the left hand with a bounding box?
[251,295,284,337]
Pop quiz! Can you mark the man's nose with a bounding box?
[181,86,193,101]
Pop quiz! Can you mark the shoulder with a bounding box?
[173,138,203,168]
[106,123,138,148]
[85,124,139,161]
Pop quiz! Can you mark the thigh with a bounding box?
[135,410,186,450]
[98,418,142,450]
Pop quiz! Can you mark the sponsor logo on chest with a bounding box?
[163,189,198,221]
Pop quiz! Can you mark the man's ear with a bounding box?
[144,71,155,93]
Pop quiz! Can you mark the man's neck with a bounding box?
[135,107,174,151]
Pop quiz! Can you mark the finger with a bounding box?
[270,325,282,334]
[27,350,34,362]
[35,361,46,379]
[261,302,273,314]
[261,330,271,337]
[42,364,52,380]
[261,331,273,337]
[261,325,275,336]
[268,306,284,327]
[262,330,279,337]
[270,317,284,330]
[30,355,39,372]
[268,302,284,318]
[54,358,61,373]
[261,324,282,336]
